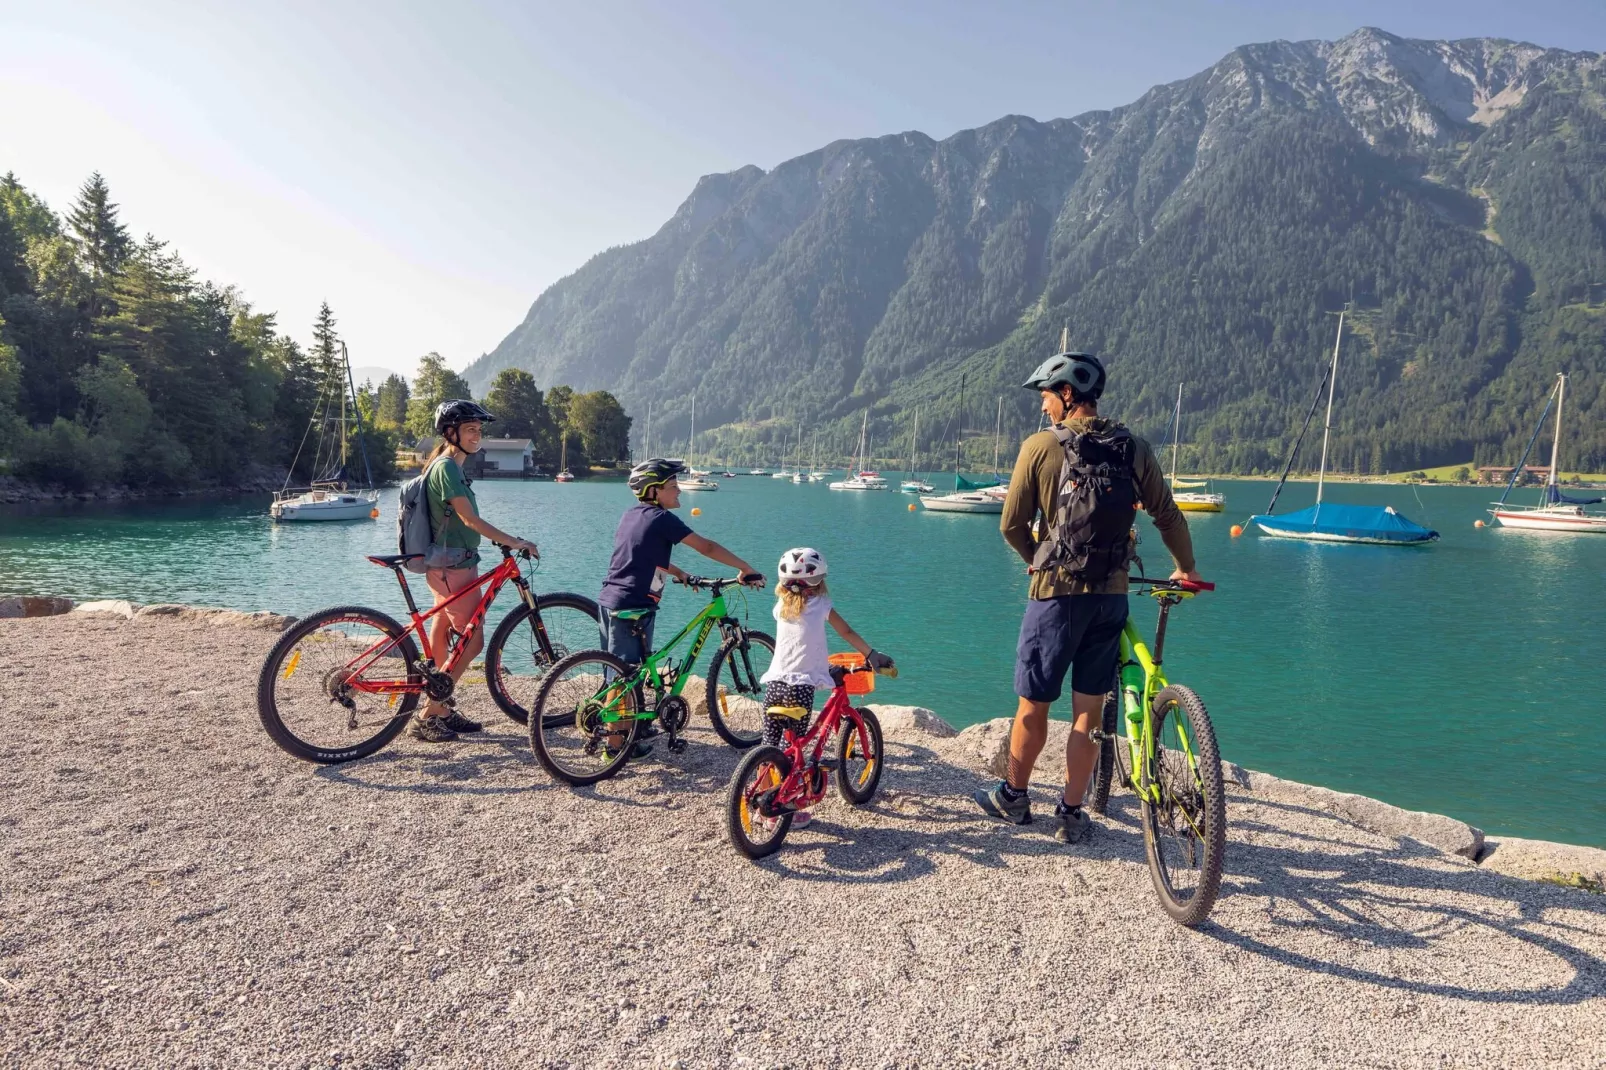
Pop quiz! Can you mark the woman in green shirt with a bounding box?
[413,399,541,743]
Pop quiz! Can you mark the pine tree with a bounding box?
[310,301,341,383]
[66,172,130,296]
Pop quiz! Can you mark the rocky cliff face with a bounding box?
[466,28,1606,473]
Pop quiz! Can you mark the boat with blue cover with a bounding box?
[1249,306,1437,546]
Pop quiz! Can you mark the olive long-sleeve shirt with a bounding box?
[1000,416,1197,598]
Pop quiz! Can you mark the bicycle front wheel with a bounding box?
[727,745,795,859]
[836,708,884,805]
[705,630,775,748]
[256,606,420,764]
[485,593,603,724]
[528,649,643,785]
[1139,684,1227,927]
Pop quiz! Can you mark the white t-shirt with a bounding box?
[760,594,835,689]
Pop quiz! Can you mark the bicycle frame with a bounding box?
[1113,590,1199,804]
[769,682,873,810]
[591,586,751,725]
[334,551,543,697]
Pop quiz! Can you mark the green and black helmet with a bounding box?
[628,457,689,501]
[1021,351,1106,402]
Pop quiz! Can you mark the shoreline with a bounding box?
[6,591,1602,887]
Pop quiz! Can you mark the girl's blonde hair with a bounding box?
[777,580,827,622]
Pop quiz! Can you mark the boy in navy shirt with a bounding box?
[601,459,765,668]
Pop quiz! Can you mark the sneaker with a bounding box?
[441,710,483,733]
[408,715,457,743]
[604,738,655,761]
[973,782,1032,825]
[791,811,814,830]
[1054,800,1092,844]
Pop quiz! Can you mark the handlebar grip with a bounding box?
[1179,580,1215,592]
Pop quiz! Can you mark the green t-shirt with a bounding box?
[426,457,481,565]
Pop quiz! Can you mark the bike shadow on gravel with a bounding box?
[1202,794,1606,1006]
[749,757,1155,886]
[311,730,549,796]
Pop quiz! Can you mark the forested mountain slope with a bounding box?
[466,28,1606,473]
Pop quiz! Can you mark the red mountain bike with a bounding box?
[256,545,600,763]
[726,658,895,858]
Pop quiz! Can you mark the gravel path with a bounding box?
[3,614,1604,1068]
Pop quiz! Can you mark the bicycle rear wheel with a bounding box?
[705,630,775,748]
[256,606,420,764]
[1139,684,1227,927]
[727,745,795,859]
[485,593,603,724]
[1086,690,1118,814]
[528,649,643,785]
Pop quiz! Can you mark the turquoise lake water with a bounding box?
[2,476,1603,847]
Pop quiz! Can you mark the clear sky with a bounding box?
[3,0,1602,378]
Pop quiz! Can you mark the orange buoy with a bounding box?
[690,507,702,517]
[370,508,380,519]
[908,503,916,512]
[1474,519,1486,528]
[1230,524,1244,537]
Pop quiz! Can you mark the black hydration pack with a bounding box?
[1030,423,1138,584]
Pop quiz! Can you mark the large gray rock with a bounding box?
[953,716,1077,781]
[0,595,73,619]
[134,604,297,632]
[868,705,957,740]
[72,599,139,619]
[1239,768,1484,860]
[1478,837,1606,890]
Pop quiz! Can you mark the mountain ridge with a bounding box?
[466,27,1606,473]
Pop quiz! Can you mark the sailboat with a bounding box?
[1249,307,1437,545]
[1490,374,1606,532]
[829,412,888,490]
[921,382,1003,513]
[900,408,935,493]
[554,433,575,482]
[806,431,828,481]
[270,342,380,521]
[679,394,718,491]
[1166,384,1224,513]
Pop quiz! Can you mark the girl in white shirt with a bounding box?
[760,548,894,826]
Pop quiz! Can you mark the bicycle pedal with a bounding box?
[667,739,688,754]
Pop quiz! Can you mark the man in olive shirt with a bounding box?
[976,352,1201,841]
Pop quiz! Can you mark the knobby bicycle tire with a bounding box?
[836,708,884,806]
[528,648,643,786]
[705,630,775,749]
[484,593,602,725]
[1087,690,1118,814]
[256,605,420,764]
[1140,684,1227,927]
[727,745,795,859]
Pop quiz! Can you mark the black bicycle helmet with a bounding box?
[433,399,496,435]
[1021,351,1106,401]
[628,457,689,501]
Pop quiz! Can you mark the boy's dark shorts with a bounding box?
[1013,593,1128,703]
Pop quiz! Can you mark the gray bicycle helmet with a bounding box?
[628,457,689,501]
[433,399,496,434]
[1021,352,1106,401]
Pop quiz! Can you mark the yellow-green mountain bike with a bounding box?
[1086,577,1227,927]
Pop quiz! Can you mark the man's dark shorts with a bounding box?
[1014,593,1128,703]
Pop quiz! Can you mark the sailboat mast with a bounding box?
[1315,308,1346,507]
[1549,373,1565,488]
[689,394,696,466]
[993,397,1002,476]
[1170,383,1183,486]
[644,399,651,459]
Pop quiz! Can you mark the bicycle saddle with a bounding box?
[610,608,653,620]
[365,553,424,568]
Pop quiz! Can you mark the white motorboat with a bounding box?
[1491,373,1606,532]
[679,476,719,491]
[919,491,1002,514]
[271,486,379,521]
[271,340,380,523]
[900,480,935,493]
[748,469,767,476]
[829,413,889,490]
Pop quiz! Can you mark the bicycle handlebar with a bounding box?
[1130,576,1215,592]
[677,573,766,593]
[496,543,538,562]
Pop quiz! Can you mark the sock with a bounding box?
[1056,797,1083,816]
[999,782,1028,802]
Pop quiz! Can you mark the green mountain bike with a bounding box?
[528,575,772,785]
[1086,577,1227,927]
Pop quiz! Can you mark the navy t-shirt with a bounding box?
[598,503,695,610]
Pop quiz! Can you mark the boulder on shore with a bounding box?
[1478,836,1606,889]
[134,604,297,632]
[867,705,958,740]
[0,595,73,619]
[72,600,139,619]
[1238,768,1484,860]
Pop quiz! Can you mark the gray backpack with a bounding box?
[396,457,469,573]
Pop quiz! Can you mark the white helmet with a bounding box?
[777,547,827,586]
